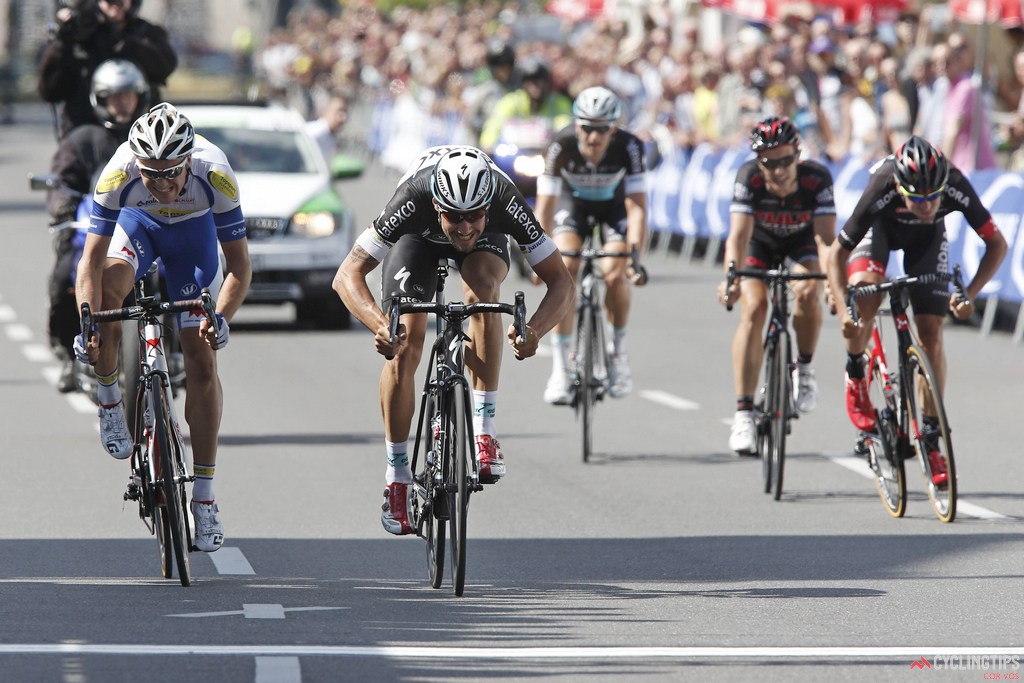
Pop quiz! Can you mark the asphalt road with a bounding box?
[1,104,1022,682]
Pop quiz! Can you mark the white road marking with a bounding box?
[208,546,256,575]
[5,323,33,342]
[68,393,98,414]
[0,304,15,322]
[641,390,699,411]
[822,451,1010,520]
[256,656,301,683]
[166,606,346,619]
[244,604,286,619]
[0,644,1020,659]
[22,343,54,362]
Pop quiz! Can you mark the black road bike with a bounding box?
[82,279,215,586]
[390,259,526,596]
[846,267,965,522]
[726,262,827,500]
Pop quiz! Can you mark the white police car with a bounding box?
[179,102,363,329]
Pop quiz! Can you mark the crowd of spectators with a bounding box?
[249,0,1024,173]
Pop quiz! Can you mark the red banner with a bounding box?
[950,0,1023,27]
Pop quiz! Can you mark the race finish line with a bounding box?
[1,644,1022,659]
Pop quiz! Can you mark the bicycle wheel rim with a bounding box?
[580,305,596,463]
[420,395,445,589]
[866,351,906,517]
[770,333,788,501]
[905,346,957,522]
[760,339,777,494]
[153,387,191,586]
[448,386,471,596]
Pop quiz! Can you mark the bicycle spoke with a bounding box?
[865,348,906,517]
[905,346,957,522]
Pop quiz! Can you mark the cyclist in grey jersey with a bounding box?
[535,86,648,405]
[334,145,573,536]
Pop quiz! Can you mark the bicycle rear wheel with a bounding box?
[904,345,956,522]
[759,338,779,494]
[447,385,473,596]
[420,394,445,589]
[865,351,906,518]
[578,303,602,463]
[151,386,192,585]
[768,332,789,501]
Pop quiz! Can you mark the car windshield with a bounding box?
[197,127,318,174]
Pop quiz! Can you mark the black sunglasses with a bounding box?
[580,124,612,134]
[137,159,187,180]
[759,153,798,170]
[441,208,486,224]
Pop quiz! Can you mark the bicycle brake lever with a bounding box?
[385,302,401,360]
[513,291,527,342]
[951,265,969,306]
[725,261,737,312]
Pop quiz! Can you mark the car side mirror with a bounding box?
[330,155,365,180]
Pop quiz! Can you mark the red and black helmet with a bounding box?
[750,116,799,152]
[893,135,949,195]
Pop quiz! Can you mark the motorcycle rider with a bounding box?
[478,56,573,153]
[464,39,518,143]
[46,59,149,392]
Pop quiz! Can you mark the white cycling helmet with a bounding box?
[90,59,150,130]
[128,102,195,160]
[572,86,622,124]
[430,147,495,212]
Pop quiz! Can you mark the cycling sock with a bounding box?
[846,353,865,379]
[95,370,120,407]
[551,334,571,373]
[736,396,754,412]
[385,440,411,485]
[192,463,215,502]
[797,352,813,365]
[612,327,627,356]
[473,390,497,437]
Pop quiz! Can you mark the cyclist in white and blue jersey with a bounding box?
[534,86,648,405]
[75,102,252,553]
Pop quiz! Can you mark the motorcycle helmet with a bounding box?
[519,55,550,83]
[128,102,195,160]
[89,59,150,131]
[485,39,515,70]
[430,147,495,212]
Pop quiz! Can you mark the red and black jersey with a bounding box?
[730,158,837,238]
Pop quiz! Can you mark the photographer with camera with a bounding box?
[38,0,176,138]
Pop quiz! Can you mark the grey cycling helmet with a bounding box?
[90,59,150,130]
[430,147,495,212]
[573,86,622,124]
[893,135,949,195]
[128,102,195,160]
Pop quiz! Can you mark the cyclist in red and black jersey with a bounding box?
[535,86,648,404]
[718,116,837,455]
[333,146,573,535]
[825,136,1006,483]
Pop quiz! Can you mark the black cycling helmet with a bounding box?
[750,116,799,152]
[893,135,949,195]
[485,39,515,69]
[519,55,550,82]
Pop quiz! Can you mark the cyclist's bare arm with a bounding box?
[74,232,113,361]
[719,213,754,307]
[333,245,403,358]
[213,238,252,321]
[534,192,558,238]
[509,250,573,359]
[625,191,648,285]
[953,229,1007,320]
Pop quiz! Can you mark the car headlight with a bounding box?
[289,211,337,237]
[513,154,545,178]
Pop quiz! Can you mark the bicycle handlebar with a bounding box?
[844,266,966,325]
[723,261,827,312]
[387,293,529,355]
[83,289,213,325]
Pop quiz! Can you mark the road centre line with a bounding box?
[0,644,1021,659]
[822,452,1010,520]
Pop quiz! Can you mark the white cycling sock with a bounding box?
[385,439,411,484]
[551,334,571,374]
[95,370,121,407]
[612,327,627,356]
[473,390,497,437]
[192,463,215,502]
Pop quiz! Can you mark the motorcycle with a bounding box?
[28,172,184,420]
[489,116,552,205]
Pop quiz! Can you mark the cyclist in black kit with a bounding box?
[535,86,648,405]
[718,116,836,455]
[825,135,1006,486]
[333,146,573,535]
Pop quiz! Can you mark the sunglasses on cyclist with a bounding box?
[137,158,188,181]
[440,208,487,224]
[897,184,945,203]
[580,124,612,134]
[758,154,798,170]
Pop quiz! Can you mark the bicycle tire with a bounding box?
[421,394,445,589]
[759,337,778,494]
[119,320,141,428]
[151,386,192,585]
[579,302,597,463]
[865,350,906,518]
[447,384,472,596]
[904,345,957,522]
[769,331,789,501]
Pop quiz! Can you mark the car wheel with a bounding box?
[296,295,351,330]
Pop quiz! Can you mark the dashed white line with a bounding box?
[641,390,699,410]
[256,656,301,683]
[5,323,33,342]
[0,304,16,322]
[208,546,256,575]
[22,343,54,362]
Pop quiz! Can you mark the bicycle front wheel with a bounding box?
[152,386,192,586]
[578,303,599,463]
[904,345,956,522]
[768,332,789,501]
[866,351,906,518]
[420,395,445,590]
[446,386,473,596]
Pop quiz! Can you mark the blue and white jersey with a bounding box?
[536,126,647,206]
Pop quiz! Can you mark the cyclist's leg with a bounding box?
[843,229,888,431]
[902,225,950,393]
[788,236,824,412]
[728,250,770,454]
[545,209,584,403]
[599,216,633,397]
